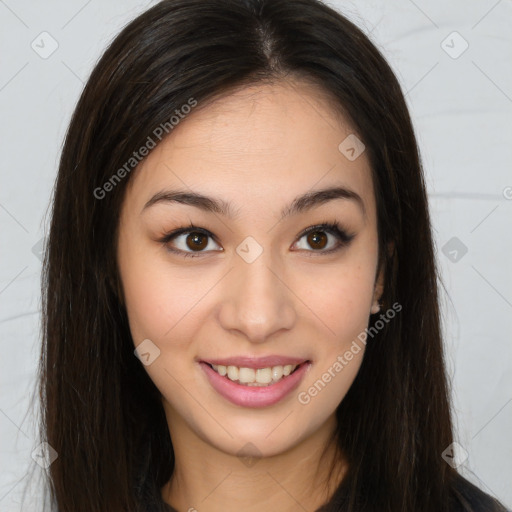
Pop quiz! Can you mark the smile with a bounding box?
[199,360,312,408]
[209,363,299,386]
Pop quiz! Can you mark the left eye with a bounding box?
[293,224,351,253]
[160,221,355,258]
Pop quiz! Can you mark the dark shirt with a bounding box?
[142,476,509,512]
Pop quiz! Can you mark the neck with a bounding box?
[160,412,346,512]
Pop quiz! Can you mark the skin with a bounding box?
[117,78,385,512]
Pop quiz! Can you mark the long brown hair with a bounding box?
[34,0,508,511]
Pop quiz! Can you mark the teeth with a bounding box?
[227,365,239,381]
[272,366,283,380]
[211,364,299,386]
[256,367,272,384]
[239,367,255,383]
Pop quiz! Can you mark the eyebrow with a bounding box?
[141,185,366,220]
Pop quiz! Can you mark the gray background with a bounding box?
[1,0,511,509]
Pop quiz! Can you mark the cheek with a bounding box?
[299,347,364,414]
[297,261,375,342]
[118,237,186,347]
[297,271,371,413]
[119,233,208,344]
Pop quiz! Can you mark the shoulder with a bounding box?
[451,474,510,512]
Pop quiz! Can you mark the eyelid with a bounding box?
[292,221,355,256]
[159,220,356,258]
[159,223,221,258]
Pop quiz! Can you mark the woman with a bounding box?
[37,0,509,511]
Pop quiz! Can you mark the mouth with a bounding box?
[203,361,305,387]
[199,360,312,408]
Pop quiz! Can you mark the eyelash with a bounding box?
[158,220,356,259]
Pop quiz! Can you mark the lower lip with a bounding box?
[199,361,311,408]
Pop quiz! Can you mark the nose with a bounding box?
[216,249,296,343]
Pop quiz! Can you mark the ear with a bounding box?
[370,241,393,315]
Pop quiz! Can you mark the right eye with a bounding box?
[159,225,222,258]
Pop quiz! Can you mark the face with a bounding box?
[117,79,384,459]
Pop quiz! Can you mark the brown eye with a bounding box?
[160,221,355,259]
[185,232,208,251]
[306,231,328,250]
[293,221,355,255]
[161,226,221,258]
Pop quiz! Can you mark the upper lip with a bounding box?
[199,356,310,369]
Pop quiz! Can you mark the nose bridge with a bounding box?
[238,248,280,299]
[218,243,295,342]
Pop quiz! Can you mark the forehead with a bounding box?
[123,80,375,220]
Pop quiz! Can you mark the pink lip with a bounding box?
[200,355,308,369]
[200,361,312,408]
